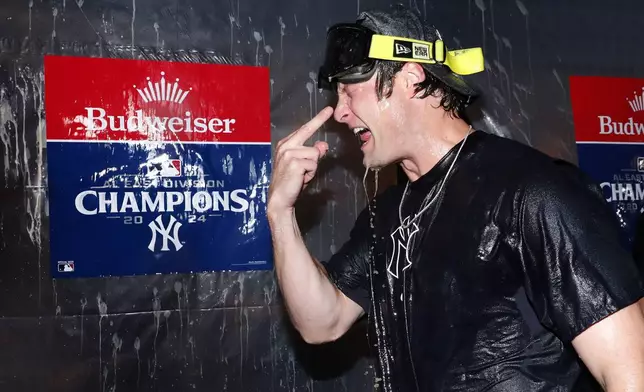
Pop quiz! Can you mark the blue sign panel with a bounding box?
[577,143,644,248]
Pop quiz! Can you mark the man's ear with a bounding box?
[400,62,426,98]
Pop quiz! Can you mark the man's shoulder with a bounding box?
[475,132,597,190]
[474,131,553,166]
[463,132,607,215]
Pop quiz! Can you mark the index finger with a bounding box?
[289,106,334,145]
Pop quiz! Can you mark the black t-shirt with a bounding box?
[323,130,644,392]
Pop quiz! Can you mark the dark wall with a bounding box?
[0,0,642,391]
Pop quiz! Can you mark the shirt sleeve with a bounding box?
[321,206,372,314]
[517,167,644,343]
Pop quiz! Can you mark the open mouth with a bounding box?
[353,127,372,148]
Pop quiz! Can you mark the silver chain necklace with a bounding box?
[398,126,472,229]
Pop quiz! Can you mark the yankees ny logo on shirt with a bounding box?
[387,216,420,278]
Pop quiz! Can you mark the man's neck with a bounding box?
[399,116,472,182]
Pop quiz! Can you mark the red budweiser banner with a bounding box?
[45,55,270,144]
[570,75,644,144]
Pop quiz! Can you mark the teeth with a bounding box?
[353,127,367,135]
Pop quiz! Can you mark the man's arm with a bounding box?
[572,298,644,391]
[266,107,365,344]
[554,159,644,389]
[518,164,644,389]
[268,208,364,344]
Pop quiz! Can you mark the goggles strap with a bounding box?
[368,34,484,75]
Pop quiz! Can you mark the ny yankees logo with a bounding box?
[148,215,183,252]
[387,216,420,278]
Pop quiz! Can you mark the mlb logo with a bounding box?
[167,159,181,176]
[637,157,644,172]
[58,261,75,272]
[142,158,182,177]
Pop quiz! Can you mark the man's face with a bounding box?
[333,73,409,169]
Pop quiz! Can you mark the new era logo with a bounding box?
[395,42,412,55]
[637,157,644,172]
[413,43,430,60]
[394,41,440,62]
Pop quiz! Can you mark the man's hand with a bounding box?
[572,298,644,391]
[268,107,333,213]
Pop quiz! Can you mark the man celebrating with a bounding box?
[267,5,644,391]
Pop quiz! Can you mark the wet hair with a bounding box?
[373,60,468,119]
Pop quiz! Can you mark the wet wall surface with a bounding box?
[0,0,643,391]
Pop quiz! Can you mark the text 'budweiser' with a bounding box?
[79,108,236,133]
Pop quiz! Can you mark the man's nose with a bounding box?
[333,100,351,124]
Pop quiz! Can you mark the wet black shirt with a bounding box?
[324,131,644,392]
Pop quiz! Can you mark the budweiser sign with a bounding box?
[570,76,644,143]
[570,75,644,249]
[73,72,236,135]
[47,56,269,144]
[44,55,272,278]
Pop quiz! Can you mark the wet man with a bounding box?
[267,5,644,391]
